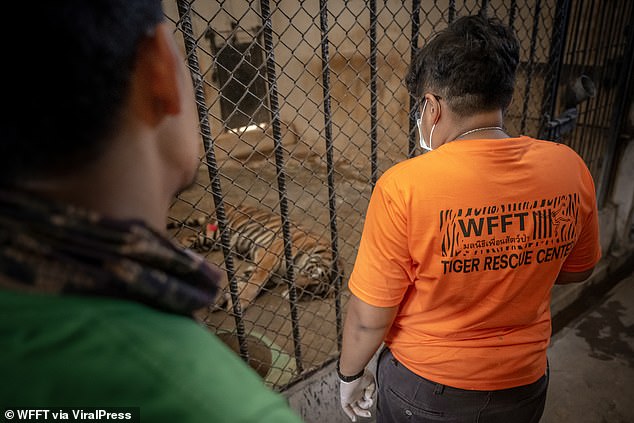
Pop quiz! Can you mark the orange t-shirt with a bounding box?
[348,136,601,390]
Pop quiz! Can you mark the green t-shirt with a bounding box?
[0,290,303,423]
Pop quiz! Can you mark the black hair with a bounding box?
[2,0,164,185]
[406,14,520,116]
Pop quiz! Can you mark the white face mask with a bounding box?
[416,99,437,151]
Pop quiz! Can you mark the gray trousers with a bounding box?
[376,348,548,423]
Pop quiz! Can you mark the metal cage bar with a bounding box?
[508,0,517,29]
[576,0,612,161]
[408,0,422,158]
[448,0,456,24]
[259,0,304,374]
[597,3,634,207]
[175,0,250,363]
[520,0,543,135]
[480,0,489,16]
[370,0,379,189]
[539,0,572,139]
[571,0,599,158]
[590,0,627,165]
[317,0,344,352]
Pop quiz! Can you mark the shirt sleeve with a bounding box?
[561,166,602,272]
[348,177,414,307]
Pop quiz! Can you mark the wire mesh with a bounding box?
[163,0,632,391]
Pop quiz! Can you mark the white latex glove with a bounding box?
[339,369,376,422]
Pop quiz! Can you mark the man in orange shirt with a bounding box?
[337,14,601,423]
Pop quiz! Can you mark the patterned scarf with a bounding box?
[0,190,221,316]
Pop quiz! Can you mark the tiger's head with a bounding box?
[290,252,344,300]
[181,221,220,251]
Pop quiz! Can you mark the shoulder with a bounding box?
[376,154,432,190]
[526,136,586,161]
[382,152,439,177]
[0,291,302,423]
[374,151,450,204]
[528,137,595,181]
[521,137,598,212]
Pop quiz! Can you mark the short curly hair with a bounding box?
[406,14,520,116]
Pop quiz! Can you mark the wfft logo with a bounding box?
[439,194,580,274]
[16,409,49,419]
[456,212,529,237]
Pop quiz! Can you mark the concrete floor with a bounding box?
[542,269,634,423]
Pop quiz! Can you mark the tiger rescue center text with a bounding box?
[2,408,139,423]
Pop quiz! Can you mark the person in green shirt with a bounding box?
[0,1,302,422]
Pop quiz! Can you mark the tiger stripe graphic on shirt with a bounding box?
[439,193,580,274]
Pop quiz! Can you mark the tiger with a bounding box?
[168,203,343,312]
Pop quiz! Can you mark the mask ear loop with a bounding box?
[417,99,430,150]
[429,100,441,150]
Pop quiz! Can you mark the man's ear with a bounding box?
[131,22,183,126]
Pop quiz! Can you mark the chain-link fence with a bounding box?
[162,0,633,391]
